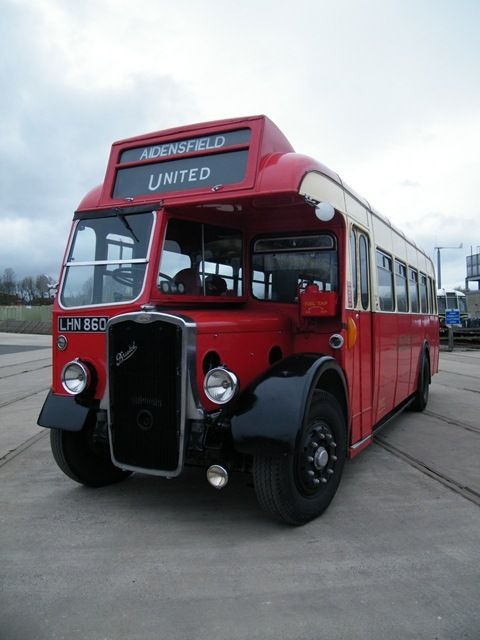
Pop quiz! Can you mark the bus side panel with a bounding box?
[409,315,425,393]
[372,312,398,423]
[344,309,374,444]
[395,314,413,407]
[342,314,362,446]
[430,315,440,374]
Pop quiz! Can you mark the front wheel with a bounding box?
[50,427,132,487]
[253,390,347,525]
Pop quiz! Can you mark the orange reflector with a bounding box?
[346,317,357,349]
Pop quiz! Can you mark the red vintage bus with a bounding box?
[38,115,439,525]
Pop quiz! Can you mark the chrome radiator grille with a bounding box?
[108,317,183,473]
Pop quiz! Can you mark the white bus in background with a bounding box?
[437,288,468,326]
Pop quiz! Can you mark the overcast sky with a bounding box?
[1,0,479,289]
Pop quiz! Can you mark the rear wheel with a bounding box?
[253,391,347,525]
[411,354,430,412]
[50,427,132,487]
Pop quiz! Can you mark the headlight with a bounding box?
[203,367,238,405]
[61,359,90,395]
[56,335,68,351]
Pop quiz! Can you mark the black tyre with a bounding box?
[253,390,347,525]
[50,427,132,487]
[410,354,430,412]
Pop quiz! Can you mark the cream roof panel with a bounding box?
[345,193,368,226]
[392,231,408,261]
[339,180,370,210]
[417,252,428,274]
[299,172,346,213]
[406,242,418,266]
[372,215,393,253]
[299,170,435,273]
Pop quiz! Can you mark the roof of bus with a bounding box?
[75,114,433,266]
[437,288,466,296]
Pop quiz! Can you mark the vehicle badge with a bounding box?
[116,341,137,366]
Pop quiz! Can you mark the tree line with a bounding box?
[0,268,56,305]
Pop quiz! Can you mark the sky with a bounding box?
[1,0,479,290]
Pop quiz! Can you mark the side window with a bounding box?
[419,273,428,313]
[158,219,243,297]
[395,260,408,312]
[350,229,358,308]
[359,234,370,310]
[428,277,436,314]
[409,268,419,313]
[252,270,272,299]
[376,250,394,311]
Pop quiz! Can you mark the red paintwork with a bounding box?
[52,115,439,457]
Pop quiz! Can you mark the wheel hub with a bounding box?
[313,446,329,470]
[297,420,338,495]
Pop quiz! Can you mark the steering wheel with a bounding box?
[110,267,137,287]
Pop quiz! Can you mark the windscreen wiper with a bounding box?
[113,208,139,242]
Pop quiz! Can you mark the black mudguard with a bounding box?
[37,390,95,432]
[229,354,348,455]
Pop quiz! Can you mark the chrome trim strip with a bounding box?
[106,311,200,478]
[350,433,373,450]
[65,258,148,267]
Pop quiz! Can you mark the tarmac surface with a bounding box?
[0,332,479,639]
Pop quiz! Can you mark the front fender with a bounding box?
[229,354,347,455]
[37,390,95,432]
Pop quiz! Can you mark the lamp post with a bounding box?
[434,243,463,289]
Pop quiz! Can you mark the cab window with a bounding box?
[251,234,337,303]
[158,219,243,297]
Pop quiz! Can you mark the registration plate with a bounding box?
[58,316,108,332]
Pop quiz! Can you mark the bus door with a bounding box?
[349,229,373,441]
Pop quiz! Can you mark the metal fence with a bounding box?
[0,306,52,334]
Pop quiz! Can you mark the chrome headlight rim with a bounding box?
[61,359,91,396]
[56,335,68,351]
[203,366,239,405]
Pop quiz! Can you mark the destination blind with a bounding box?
[113,149,249,199]
[120,129,251,164]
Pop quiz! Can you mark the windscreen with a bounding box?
[60,212,154,307]
[158,219,243,297]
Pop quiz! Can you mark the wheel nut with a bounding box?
[307,470,315,477]
[313,478,320,485]
[327,469,334,475]
[331,455,338,461]
[307,456,314,462]
[321,478,327,484]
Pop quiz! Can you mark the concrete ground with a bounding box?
[0,333,479,640]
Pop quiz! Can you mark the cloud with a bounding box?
[1,0,480,291]
[339,118,480,288]
[0,0,199,278]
